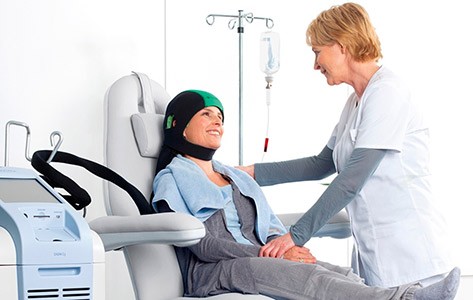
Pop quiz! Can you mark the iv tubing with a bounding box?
[261,103,270,162]
[261,80,272,162]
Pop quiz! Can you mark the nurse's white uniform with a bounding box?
[328,66,452,287]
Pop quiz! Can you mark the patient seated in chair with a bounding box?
[151,90,460,300]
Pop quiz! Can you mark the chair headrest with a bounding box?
[131,113,164,158]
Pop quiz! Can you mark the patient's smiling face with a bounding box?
[183,106,224,150]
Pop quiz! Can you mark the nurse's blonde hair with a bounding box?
[306,2,382,62]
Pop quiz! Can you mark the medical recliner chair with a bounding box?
[89,72,351,300]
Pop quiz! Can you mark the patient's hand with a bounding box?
[283,246,317,264]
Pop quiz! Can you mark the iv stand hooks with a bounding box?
[206,12,274,30]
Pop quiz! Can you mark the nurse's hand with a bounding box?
[282,246,317,264]
[235,165,255,179]
[259,233,295,258]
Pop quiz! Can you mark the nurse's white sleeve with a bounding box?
[355,83,411,151]
[290,148,387,246]
[253,146,336,187]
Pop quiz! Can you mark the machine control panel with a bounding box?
[19,206,76,242]
[0,167,92,265]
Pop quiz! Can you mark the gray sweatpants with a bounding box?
[250,259,418,300]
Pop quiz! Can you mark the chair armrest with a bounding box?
[277,210,351,239]
[89,212,205,251]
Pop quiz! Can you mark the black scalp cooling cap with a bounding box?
[163,90,224,161]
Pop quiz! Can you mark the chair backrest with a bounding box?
[103,72,184,300]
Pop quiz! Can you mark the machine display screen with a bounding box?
[0,178,60,203]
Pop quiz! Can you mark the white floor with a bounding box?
[456,275,473,300]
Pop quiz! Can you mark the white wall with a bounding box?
[1,0,472,299]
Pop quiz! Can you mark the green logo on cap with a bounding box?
[166,114,174,129]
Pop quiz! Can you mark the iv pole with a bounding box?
[206,10,274,165]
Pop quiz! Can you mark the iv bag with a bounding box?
[260,31,280,76]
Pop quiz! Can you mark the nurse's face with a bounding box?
[183,106,224,150]
[312,43,348,86]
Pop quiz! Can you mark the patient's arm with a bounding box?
[187,210,261,263]
[155,200,260,262]
[191,218,316,264]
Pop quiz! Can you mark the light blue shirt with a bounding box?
[220,184,253,245]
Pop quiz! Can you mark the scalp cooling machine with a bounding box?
[0,121,104,300]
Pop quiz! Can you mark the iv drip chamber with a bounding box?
[260,31,280,76]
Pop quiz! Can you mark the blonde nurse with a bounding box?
[239,2,457,289]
